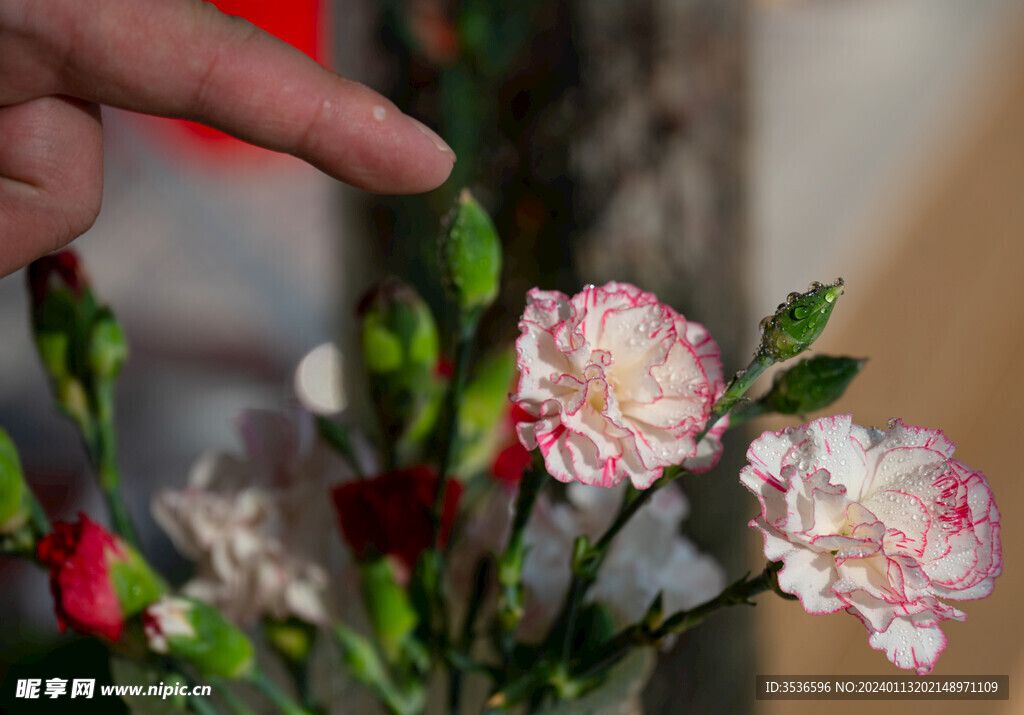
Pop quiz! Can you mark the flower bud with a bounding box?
[264,617,316,664]
[37,513,165,641]
[28,251,94,377]
[0,428,28,534]
[88,307,128,381]
[758,279,844,361]
[27,250,89,312]
[358,279,441,450]
[761,355,866,415]
[439,189,501,319]
[143,596,254,678]
[27,250,128,422]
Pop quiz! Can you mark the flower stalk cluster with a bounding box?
[7,196,1001,715]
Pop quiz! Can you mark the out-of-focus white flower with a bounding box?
[517,482,726,641]
[741,415,1002,674]
[153,409,351,625]
[512,282,726,489]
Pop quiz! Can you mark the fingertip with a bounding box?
[296,91,456,194]
[0,97,103,278]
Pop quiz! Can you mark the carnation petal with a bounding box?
[865,618,947,675]
[777,547,845,614]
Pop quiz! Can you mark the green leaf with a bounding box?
[455,347,516,476]
[359,557,419,661]
[761,355,866,415]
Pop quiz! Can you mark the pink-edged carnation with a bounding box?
[512,282,726,489]
[741,415,1002,674]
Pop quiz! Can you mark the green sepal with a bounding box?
[87,307,128,381]
[109,544,167,618]
[0,428,27,533]
[149,597,254,679]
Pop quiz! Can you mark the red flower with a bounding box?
[36,514,128,641]
[492,443,532,487]
[27,250,87,308]
[488,403,536,487]
[332,467,462,573]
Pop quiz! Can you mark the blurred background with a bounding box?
[1,0,1022,712]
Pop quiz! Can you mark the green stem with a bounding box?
[552,468,681,670]
[249,668,311,715]
[496,457,545,664]
[188,691,224,715]
[711,354,774,421]
[449,556,492,714]
[426,317,476,665]
[574,561,781,681]
[489,563,782,709]
[210,678,257,715]
[547,353,774,676]
[27,488,50,536]
[431,319,475,546]
[92,380,139,546]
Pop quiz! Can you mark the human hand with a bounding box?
[0,0,457,277]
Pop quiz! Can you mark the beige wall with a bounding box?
[753,12,1024,715]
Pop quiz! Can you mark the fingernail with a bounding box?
[406,116,456,162]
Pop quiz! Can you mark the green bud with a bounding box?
[0,429,27,534]
[358,279,441,451]
[359,557,419,661]
[758,279,844,361]
[87,307,128,381]
[264,617,316,664]
[439,189,501,318]
[143,596,254,678]
[762,355,866,415]
[28,251,95,384]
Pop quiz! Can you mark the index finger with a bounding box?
[15,0,456,193]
